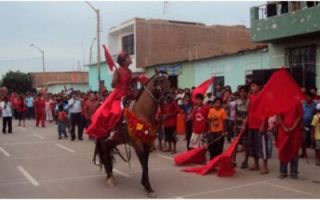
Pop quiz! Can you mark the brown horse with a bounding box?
[93,71,171,197]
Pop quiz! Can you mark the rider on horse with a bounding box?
[86,50,136,139]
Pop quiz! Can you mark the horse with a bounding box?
[93,71,171,197]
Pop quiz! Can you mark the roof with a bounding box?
[133,18,267,68]
[30,72,88,88]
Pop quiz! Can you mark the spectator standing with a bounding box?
[34,94,46,128]
[68,92,83,141]
[17,95,27,127]
[0,96,13,134]
[26,92,34,119]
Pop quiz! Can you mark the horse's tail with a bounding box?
[93,139,103,172]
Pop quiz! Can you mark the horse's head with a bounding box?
[141,70,171,104]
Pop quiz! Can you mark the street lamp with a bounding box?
[30,44,45,72]
[89,37,96,65]
[85,1,101,83]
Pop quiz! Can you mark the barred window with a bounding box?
[122,34,134,55]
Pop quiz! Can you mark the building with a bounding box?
[89,18,268,91]
[251,1,320,90]
[30,72,89,94]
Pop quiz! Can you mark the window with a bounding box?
[122,34,134,55]
[285,45,316,89]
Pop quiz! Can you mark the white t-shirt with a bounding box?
[0,101,13,117]
[68,98,81,113]
[228,101,237,120]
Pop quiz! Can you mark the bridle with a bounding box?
[142,72,169,104]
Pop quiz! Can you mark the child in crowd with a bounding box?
[204,97,227,160]
[189,94,209,149]
[57,104,68,140]
[311,103,320,166]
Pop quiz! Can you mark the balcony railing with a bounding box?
[254,1,319,20]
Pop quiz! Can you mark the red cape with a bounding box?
[276,103,303,163]
[182,131,243,177]
[192,77,215,103]
[252,68,305,163]
[253,68,305,118]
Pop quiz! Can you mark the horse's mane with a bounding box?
[135,74,156,101]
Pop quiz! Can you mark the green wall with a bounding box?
[251,5,320,42]
[145,50,269,92]
[88,62,113,91]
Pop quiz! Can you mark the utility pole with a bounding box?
[30,44,45,72]
[89,37,96,65]
[86,1,101,83]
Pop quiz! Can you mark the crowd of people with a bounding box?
[1,80,320,179]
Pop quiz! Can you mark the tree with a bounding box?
[1,71,34,94]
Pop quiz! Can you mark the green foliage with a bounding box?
[1,71,34,93]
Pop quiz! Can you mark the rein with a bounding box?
[113,73,168,166]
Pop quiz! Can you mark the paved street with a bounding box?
[0,120,320,198]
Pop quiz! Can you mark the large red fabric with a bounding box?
[182,131,244,177]
[102,44,117,72]
[86,67,132,138]
[276,102,303,163]
[251,68,305,163]
[192,77,215,103]
[252,68,305,119]
[174,147,207,165]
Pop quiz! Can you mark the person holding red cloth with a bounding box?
[189,94,209,149]
[86,51,135,139]
[247,80,264,171]
[160,94,180,154]
[34,94,46,128]
[277,101,303,179]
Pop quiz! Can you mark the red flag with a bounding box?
[182,131,243,177]
[102,44,117,72]
[174,147,206,166]
[192,77,215,103]
[253,68,305,118]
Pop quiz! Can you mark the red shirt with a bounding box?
[162,101,180,127]
[34,98,45,114]
[16,99,27,112]
[191,104,209,134]
[58,111,67,121]
[248,93,264,129]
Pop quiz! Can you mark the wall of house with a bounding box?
[144,50,269,92]
[88,62,113,91]
[191,50,269,91]
[268,36,320,89]
[47,83,89,94]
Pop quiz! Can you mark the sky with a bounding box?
[0,1,262,76]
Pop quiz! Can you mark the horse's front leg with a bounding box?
[136,145,155,196]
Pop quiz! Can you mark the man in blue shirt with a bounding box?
[26,93,34,119]
[301,92,316,157]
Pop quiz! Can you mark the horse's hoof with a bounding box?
[147,191,157,198]
[106,177,116,187]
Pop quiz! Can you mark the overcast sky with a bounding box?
[0,1,262,76]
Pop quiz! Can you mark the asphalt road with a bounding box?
[1,120,320,198]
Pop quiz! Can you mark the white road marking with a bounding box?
[56,143,75,153]
[263,182,318,197]
[0,147,10,157]
[114,169,131,178]
[171,179,276,198]
[17,166,40,186]
[32,133,45,140]
[157,154,173,160]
